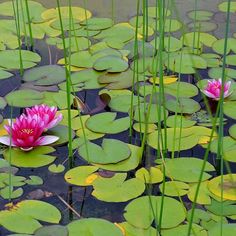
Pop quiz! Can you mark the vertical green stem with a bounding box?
[24,0,34,47]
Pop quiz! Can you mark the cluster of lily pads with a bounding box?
[0,0,236,235]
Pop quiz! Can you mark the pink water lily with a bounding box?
[202,79,232,101]
[0,114,59,151]
[26,104,63,130]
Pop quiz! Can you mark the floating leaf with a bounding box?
[48,164,65,174]
[187,10,214,21]
[80,17,113,30]
[124,196,186,229]
[160,181,189,197]
[0,70,13,80]
[160,157,215,183]
[208,223,236,236]
[92,173,145,202]
[0,97,7,109]
[0,200,61,234]
[67,218,123,236]
[25,176,43,186]
[135,167,163,184]
[34,225,68,236]
[4,146,56,168]
[166,115,196,128]
[78,139,130,164]
[5,89,44,107]
[23,65,66,86]
[218,2,236,12]
[208,174,236,201]
[86,112,130,134]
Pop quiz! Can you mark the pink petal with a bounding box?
[201,90,217,99]
[20,147,33,151]
[0,136,16,146]
[35,135,59,146]
[46,114,63,129]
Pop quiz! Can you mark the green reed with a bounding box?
[24,0,34,48]
[56,0,73,169]
[12,0,23,76]
[8,105,13,202]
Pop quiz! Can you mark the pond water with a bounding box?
[0,0,236,235]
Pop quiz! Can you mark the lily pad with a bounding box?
[187,10,214,21]
[67,218,123,236]
[85,112,130,134]
[135,167,163,184]
[208,174,236,201]
[160,157,215,183]
[166,115,196,128]
[0,70,13,80]
[159,181,189,197]
[0,200,61,234]
[0,97,7,109]
[0,50,41,70]
[124,196,186,229]
[34,225,68,236]
[78,139,131,164]
[48,164,65,174]
[23,65,66,86]
[80,17,113,30]
[4,146,56,168]
[25,176,43,186]
[5,90,44,107]
[165,98,201,114]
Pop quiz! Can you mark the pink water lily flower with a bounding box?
[0,114,59,151]
[26,104,63,130]
[202,79,232,101]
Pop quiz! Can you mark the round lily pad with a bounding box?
[5,89,44,107]
[0,70,13,80]
[0,97,7,109]
[78,139,131,164]
[135,167,163,184]
[224,101,236,119]
[187,10,214,21]
[4,146,56,168]
[166,115,196,128]
[208,174,236,201]
[229,124,236,139]
[34,225,68,236]
[92,173,145,202]
[85,112,130,134]
[159,181,189,197]
[208,224,236,236]
[67,218,123,236]
[166,98,201,114]
[80,17,113,30]
[161,157,215,183]
[23,65,66,86]
[48,164,65,174]
[65,166,99,186]
[124,196,186,229]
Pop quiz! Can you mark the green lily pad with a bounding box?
[212,38,236,55]
[133,103,168,123]
[224,101,236,119]
[159,181,189,197]
[0,70,13,80]
[135,167,163,184]
[208,223,236,236]
[93,144,142,172]
[0,186,23,199]
[162,223,207,236]
[146,7,171,18]
[160,157,215,183]
[0,200,61,234]
[65,166,99,186]
[124,196,186,229]
[209,136,236,162]
[208,67,236,80]
[154,18,182,32]
[0,50,41,70]
[48,164,65,174]
[0,97,7,109]
[46,125,75,146]
[67,218,123,236]
[78,139,130,164]
[150,36,182,52]
[218,1,236,12]
[166,53,207,74]
[93,55,128,73]
[49,18,81,30]
[85,112,130,134]
[188,21,217,32]
[166,98,201,114]
[5,89,44,107]
[164,82,199,98]
[92,173,145,202]
[25,176,43,186]
[23,65,66,86]
[0,1,46,23]
[229,124,236,139]
[181,32,217,48]
[108,94,143,113]
[206,199,236,216]
[4,146,56,168]
[187,10,214,21]
[80,17,113,30]
[119,222,157,236]
[129,16,155,28]
[166,115,196,128]
[98,69,135,89]
[34,225,68,236]
[187,181,212,204]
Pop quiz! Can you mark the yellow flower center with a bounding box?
[21,128,34,135]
